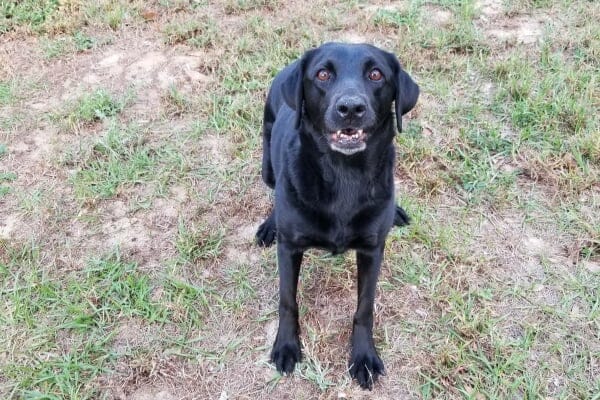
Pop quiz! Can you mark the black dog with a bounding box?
[256,42,419,389]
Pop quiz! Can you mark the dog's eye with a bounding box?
[368,69,383,81]
[316,69,331,81]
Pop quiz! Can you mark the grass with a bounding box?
[175,220,225,264]
[163,16,219,48]
[69,122,156,200]
[53,89,132,132]
[41,31,98,58]
[0,0,58,33]
[1,0,599,398]
[0,81,15,104]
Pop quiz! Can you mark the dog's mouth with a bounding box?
[329,128,367,155]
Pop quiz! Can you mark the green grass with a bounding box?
[0,81,15,104]
[0,0,58,33]
[69,122,156,199]
[1,248,159,398]
[162,85,192,117]
[59,88,128,132]
[223,0,280,14]
[0,245,250,398]
[1,0,600,398]
[41,31,97,58]
[163,17,219,48]
[175,220,225,265]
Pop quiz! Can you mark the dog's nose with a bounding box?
[336,96,366,119]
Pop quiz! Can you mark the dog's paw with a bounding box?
[256,214,276,247]
[349,348,385,390]
[271,336,302,375]
[393,205,410,227]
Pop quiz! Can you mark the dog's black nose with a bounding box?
[336,96,366,119]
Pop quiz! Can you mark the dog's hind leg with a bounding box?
[393,205,410,227]
[256,211,276,247]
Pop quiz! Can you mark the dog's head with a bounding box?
[281,42,419,156]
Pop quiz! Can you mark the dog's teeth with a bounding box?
[358,129,363,135]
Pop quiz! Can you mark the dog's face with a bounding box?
[282,43,419,156]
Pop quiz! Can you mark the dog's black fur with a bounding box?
[256,42,419,389]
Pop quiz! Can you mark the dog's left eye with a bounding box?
[368,69,383,81]
[316,69,331,81]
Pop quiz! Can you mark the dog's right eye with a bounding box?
[316,69,331,81]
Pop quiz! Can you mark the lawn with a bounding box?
[0,0,598,399]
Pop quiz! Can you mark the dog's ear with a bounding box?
[385,53,419,133]
[281,50,314,129]
[280,61,302,128]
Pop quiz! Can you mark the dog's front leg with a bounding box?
[271,241,303,374]
[349,244,385,389]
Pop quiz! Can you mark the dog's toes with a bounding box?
[393,205,410,227]
[349,350,385,390]
[271,339,302,375]
[256,215,276,247]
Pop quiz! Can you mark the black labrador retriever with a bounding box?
[256,42,419,389]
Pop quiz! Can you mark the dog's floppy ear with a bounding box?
[280,61,303,128]
[280,50,314,129]
[385,52,419,132]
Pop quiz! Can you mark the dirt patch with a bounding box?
[424,5,454,27]
[476,0,548,45]
[486,17,545,44]
[473,211,571,281]
[476,0,504,18]
[0,213,20,240]
[127,388,177,400]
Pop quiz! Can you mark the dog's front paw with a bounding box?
[256,214,276,247]
[271,336,302,375]
[393,205,410,227]
[349,347,385,390]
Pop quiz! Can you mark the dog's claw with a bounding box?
[349,349,385,390]
[271,338,302,375]
[393,205,410,227]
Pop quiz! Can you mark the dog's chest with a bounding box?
[289,174,392,252]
